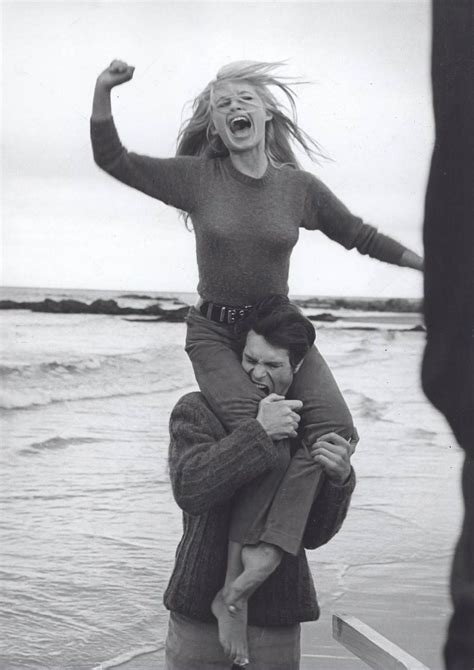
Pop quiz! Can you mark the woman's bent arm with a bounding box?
[90,61,201,212]
[91,59,135,121]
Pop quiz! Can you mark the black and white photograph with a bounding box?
[2,1,473,669]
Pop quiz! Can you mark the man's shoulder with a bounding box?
[171,392,223,429]
[173,391,208,411]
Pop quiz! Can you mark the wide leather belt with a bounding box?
[198,300,254,325]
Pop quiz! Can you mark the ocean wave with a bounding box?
[0,379,188,410]
[344,389,390,421]
[1,347,180,379]
[19,436,100,456]
[0,343,194,410]
[0,355,116,378]
[93,644,164,670]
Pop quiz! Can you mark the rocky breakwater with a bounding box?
[0,298,190,322]
[293,296,423,313]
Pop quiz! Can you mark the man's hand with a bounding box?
[97,60,135,90]
[256,394,302,441]
[310,432,353,484]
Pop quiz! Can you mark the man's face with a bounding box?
[241,331,301,396]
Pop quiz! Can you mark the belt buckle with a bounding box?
[227,308,237,324]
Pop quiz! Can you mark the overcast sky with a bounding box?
[2,0,433,297]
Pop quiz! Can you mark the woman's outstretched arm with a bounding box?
[303,174,424,271]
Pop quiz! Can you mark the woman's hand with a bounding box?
[96,59,135,90]
[92,60,135,121]
[400,249,424,272]
[310,432,353,484]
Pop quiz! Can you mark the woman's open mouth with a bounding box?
[229,115,252,136]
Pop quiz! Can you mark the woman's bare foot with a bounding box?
[211,589,249,665]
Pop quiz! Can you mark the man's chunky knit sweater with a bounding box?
[91,118,408,306]
[164,392,355,627]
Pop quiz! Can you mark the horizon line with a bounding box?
[0,284,423,302]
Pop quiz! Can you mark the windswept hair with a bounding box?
[235,294,316,368]
[176,61,326,168]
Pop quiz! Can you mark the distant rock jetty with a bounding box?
[293,297,422,313]
[0,298,189,321]
[0,296,423,329]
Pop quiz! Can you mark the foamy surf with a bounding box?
[0,287,457,670]
[92,644,163,669]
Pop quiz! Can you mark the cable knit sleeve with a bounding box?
[302,174,407,265]
[90,117,201,213]
[168,393,278,516]
[302,468,356,550]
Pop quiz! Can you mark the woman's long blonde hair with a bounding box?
[176,61,325,168]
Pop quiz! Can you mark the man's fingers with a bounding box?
[262,396,302,410]
[317,432,352,447]
[312,445,345,463]
[312,441,347,457]
[286,399,303,410]
[265,393,285,402]
[313,453,333,467]
[317,432,344,443]
[313,452,350,483]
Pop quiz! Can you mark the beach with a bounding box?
[0,288,462,669]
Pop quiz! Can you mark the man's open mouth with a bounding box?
[254,382,269,394]
[229,115,252,135]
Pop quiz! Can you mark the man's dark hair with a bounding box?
[236,295,316,368]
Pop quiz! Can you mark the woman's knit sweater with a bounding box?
[164,392,355,627]
[91,117,408,306]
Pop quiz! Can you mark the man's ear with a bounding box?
[293,360,303,374]
[265,110,273,122]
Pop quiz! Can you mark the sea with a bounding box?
[0,287,463,669]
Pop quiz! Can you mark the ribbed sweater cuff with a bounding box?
[324,468,356,503]
[368,232,407,265]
